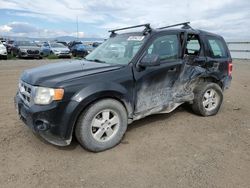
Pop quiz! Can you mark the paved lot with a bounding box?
[0,59,249,188]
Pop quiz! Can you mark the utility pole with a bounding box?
[76,15,79,39]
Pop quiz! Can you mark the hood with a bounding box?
[21,60,122,86]
[19,46,40,50]
[51,47,69,52]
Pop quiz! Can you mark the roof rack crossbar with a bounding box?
[109,23,151,33]
[158,22,191,30]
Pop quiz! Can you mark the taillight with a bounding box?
[228,61,233,76]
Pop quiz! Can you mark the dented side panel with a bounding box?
[133,59,209,120]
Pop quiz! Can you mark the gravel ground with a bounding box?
[0,59,249,188]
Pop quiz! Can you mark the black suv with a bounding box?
[15,22,232,152]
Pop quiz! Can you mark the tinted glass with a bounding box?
[207,37,227,58]
[147,35,179,61]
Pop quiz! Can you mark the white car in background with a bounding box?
[0,41,7,59]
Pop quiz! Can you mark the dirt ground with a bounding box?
[0,59,249,188]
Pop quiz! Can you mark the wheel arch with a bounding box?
[65,87,133,142]
[197,75,224,89]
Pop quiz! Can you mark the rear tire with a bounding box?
[75,99,127,152]
[192,82,223,116]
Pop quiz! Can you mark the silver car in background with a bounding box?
[41,42,71,58]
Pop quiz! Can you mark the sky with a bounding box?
[0,0,249,39]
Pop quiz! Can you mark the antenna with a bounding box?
[76,16,79,39]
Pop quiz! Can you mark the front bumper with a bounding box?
[14,93,79,146]
[20,52,41,58]
[55,52,71,57]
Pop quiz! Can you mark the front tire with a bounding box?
[75,99,128,152]
[192,82,223,116]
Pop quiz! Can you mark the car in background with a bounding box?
[5,40,15,54]
[68,41,82,51]
[92,42,101,48]
[0,41,7,59]
[11,41,41,59]
[1,40,6,46]
[85,45,94,54]
[41,42,71,58]
[71,43,88,57]
[56,41,68,46]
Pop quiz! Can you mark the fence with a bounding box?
[227,41,250,59]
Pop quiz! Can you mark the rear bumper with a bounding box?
[222,75,232,90]
[14,93,79,146]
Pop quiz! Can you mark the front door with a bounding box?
[133,33,184,116]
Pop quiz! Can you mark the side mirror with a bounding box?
[139,54,160,67]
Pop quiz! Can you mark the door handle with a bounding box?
[168,67,177,72]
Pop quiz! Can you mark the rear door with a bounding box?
[133,32,184,115]
[204,36,231,78]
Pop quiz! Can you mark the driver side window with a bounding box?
[147,35,179,62]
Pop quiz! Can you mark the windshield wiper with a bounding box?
[85,58,107,64]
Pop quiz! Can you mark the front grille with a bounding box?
[27,50,39,54]
[19,81,33,106]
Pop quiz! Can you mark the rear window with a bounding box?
[207,36,228,58]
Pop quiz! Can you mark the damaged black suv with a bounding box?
[15,22,232,152]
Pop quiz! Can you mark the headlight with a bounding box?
[53,50,59,52]
[34,87,64,105]
[20,49,27,52]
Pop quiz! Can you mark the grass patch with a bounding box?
[7,54,16,60]
[47,54,59,59]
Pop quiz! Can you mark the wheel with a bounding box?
[75,99,127,152]
[192,82,223,116]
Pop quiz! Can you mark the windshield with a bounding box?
[76,44,85,48]
[85,35,146,65]
[50,43,65,48]
[17,41,37,46]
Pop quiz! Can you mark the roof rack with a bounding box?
[158,22,191,30]
[109,23,152,37]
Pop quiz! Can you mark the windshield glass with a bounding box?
[85,35,146,65]
[76,44,85,48]
[17,41,37,46]
[50,43,65,48]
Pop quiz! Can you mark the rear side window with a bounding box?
[207,37,228,58]
[186,34,201,56]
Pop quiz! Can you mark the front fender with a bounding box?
[62,82,133,140]
[72,82,133,115]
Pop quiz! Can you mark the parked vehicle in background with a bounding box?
[55,41,68,46]
[68,41,82,50]
[41,42,71,58]
[5,40,15,54]
[0,41,7,59]
[1,40,6,46]
[11,41,42,59]
[92,42,101,48]
[85,45,94,54]
[71,43,88,57]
